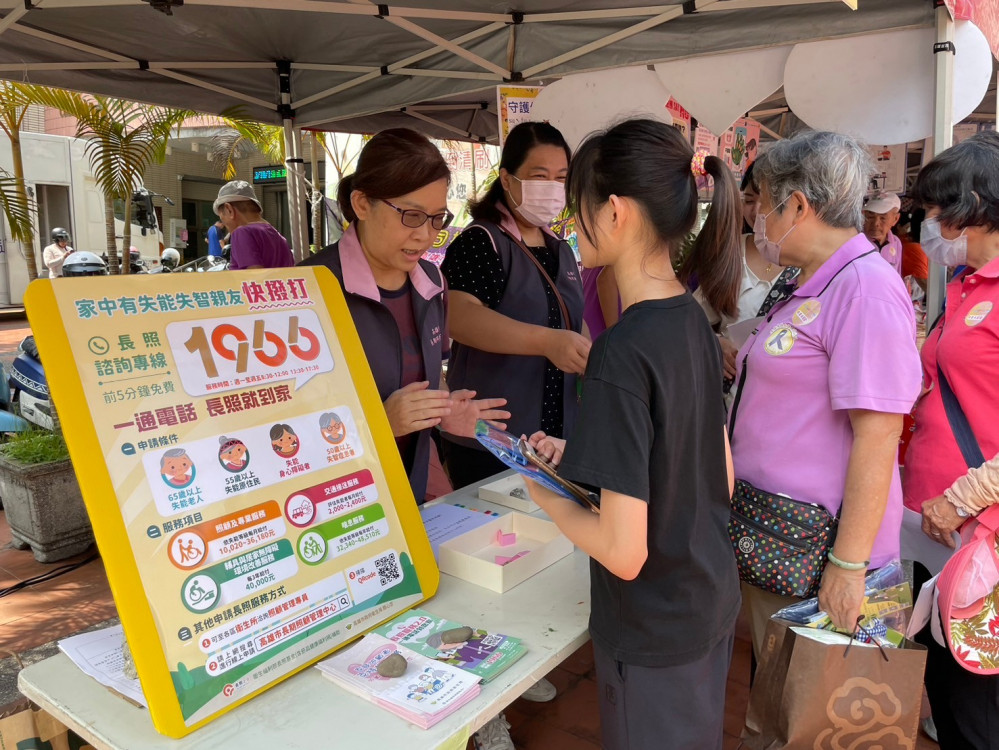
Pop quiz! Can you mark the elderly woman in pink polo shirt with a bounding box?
[729,131,923,660]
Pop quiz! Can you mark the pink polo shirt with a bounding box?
[730,233,922,567]
[903,256,999,512]
[878,232,904,275]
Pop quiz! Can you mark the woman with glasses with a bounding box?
[301,128,509,504]
[440,122,587,489]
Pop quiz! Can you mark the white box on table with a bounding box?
[438,513,573,593]
[477,474,539,513]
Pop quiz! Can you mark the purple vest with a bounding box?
[445,219,584,447]
[299,226,445,502]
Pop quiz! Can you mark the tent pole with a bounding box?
[927,2,955,321]
[294,126,310,257]
[311,132,322,252]
[282,119,302,259]
[278,60,306,261]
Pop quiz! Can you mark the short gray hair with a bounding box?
[753,131,873,231]
[320,412,342,430]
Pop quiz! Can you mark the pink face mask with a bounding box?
[509,177,566,227]
[753,196,796,266]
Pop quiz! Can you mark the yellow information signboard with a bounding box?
[25,268,438,738]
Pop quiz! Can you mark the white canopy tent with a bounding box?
[0,0,945,260]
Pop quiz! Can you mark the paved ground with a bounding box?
[0,316,30,376]
[0,507,939,749]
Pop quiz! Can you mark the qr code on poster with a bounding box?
[375,553,401,586]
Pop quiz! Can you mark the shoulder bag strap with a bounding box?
[504,229,573,331]
[755,266,800,317]
[730,249,878,438]
[934,320,986,468]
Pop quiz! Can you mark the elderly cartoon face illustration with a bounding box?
[160,448,195,487]
[319,412,347,445]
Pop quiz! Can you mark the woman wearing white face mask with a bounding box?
[729,131,922,663]
[695,162,799,398]
[902,132,999,750]
[441,122,587,489]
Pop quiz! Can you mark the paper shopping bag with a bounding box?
[0,697,96,750]
[742,619,927,750]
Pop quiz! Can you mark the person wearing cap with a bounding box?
[863,190,904,275]
[214,181,294,270]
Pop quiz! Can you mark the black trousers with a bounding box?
[593,628,734,750]
[918,622,999,749]
[439,438,507,490]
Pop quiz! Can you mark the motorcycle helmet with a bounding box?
[161,247,181,270]
[50,227,71,244]
[62,251,108,277]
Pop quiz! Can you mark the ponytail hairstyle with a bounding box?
[565,118,742,318]
[337,128,450,223]
[469,121,571,224]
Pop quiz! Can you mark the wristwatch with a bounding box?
[954,505,971,519]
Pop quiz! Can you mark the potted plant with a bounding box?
[0,430,93,562]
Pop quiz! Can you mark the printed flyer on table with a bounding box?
[43,270,430,729]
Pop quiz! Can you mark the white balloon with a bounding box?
[530,67,672,151]
[654,46,791,136]
[785,21,991,145]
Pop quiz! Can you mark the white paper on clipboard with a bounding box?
[725,316,764,349]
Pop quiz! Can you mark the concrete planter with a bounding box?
[0,453,93,563]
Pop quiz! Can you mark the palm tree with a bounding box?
[31,89,193,274]
[0,82,46,281]
[0,168,34,258]
[209,119,339,251]
[207,114,284,181]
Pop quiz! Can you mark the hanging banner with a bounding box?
[497,86,542,145]
[439,143,499,225]
[666,98,692,142]
[720,118,761,183]
[945,1,999,60]
[867,144,907,194]
[25,269,438,738]
[693,126,718,156]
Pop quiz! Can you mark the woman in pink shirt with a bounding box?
[904,132,999,749]
[729,131,922,660]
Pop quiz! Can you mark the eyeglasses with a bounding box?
[381,200,454,231]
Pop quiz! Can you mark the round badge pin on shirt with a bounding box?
[764,324,797,356]
[792,299,821,327]
[965,301,993,327]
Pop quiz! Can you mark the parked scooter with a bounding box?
[174,252,229,273]
[8,336,53,431]
[7,251,109,431]
[0,361,31,433]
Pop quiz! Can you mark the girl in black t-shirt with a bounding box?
[525,119,744,750]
